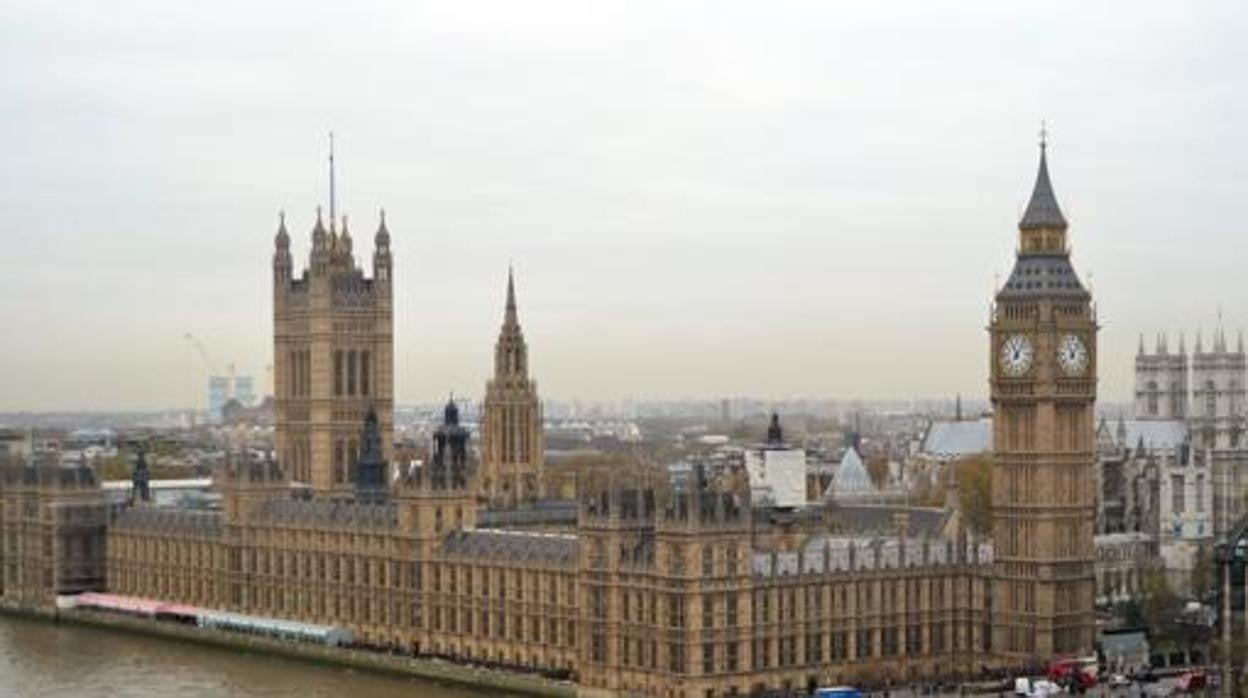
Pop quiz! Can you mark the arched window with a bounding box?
[1170,382,1184,417]
[334,351,343,396]
[347,350,357,396]
[1146,380,1159,415]
[1205,380,1217,416]
[334,441,345,484]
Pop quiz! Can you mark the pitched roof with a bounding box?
[832,505,951,538]
[825,446,876,499]
[1019,145,1068,230]
[921,418,992,459]
[440,529,579,567]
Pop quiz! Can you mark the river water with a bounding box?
[0,615,501,697]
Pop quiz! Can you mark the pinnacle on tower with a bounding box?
[375,208,390,244]
[339,214,352,258]
[1137,334,1145,357]
[1239,330,1244,355]
[275,210,289,248]
[1196,330,1204,354]
[505,266,518,326]
[1179,333,1186,355]
[1019,138,1068,231]
[312,206,328,251]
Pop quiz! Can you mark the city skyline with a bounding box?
[3,1,1247,411]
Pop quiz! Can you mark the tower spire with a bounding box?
[1019,126,1068,232]
[505,265,518,324]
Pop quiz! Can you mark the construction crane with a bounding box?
[183,333,218,374]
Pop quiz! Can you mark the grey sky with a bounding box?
[2,1,1246,411]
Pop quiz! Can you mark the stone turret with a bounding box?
[221,451,288,525]
[395,398,478,541]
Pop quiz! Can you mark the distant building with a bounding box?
[1134,331,1247,536]
[742,413,806,508]
[0,430,32,463]
[208,375,231,421]
[1095,417,1209,593]
[233,375,256,407]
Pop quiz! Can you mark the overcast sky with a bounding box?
[2,1,1246,411]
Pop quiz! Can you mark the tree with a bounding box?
[954,455,994,537]
[1190,546,1216,600]
[866,455,890,490]
[1139,571,1181,640]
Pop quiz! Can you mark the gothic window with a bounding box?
[334,441,345,484]
[347,351,357,396]
[1196,475,1205,513]
[1146,381,1159,416]
[1205,380,1217,416]
[360,351,370,396]
[289,351,298,398]
[1171,475,1185,514]
[334,351,343,396]
[1170,383,1184,417]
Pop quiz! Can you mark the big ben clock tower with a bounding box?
[990,137,1097,661]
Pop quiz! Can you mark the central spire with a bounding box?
[505,265,518,326]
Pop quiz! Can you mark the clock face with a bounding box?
[999,334,1034,377]
[1057,334,1089,376]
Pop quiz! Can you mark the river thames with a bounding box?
[0,615,503,697]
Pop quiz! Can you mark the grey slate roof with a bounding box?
[441,529,579,567]
[476,500,578,528]
[254,498,398,529]
[998,254,1088,299]
[1019,147,1068,230]
[921,418,992,459]
[114,507,223,537]
[832,505,951,538]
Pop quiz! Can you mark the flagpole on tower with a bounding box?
[328,131,336,230]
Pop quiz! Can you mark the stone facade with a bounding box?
[0,462,110,606]
[272,210,394,495]
[988,142,1098,659]
[1133,330,1248,538]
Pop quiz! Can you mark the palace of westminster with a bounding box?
[2,144,1245,697]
